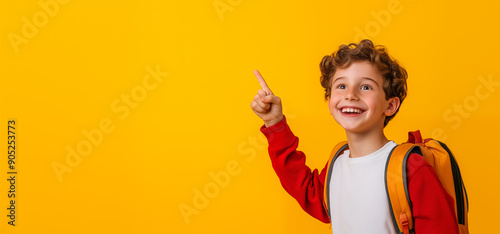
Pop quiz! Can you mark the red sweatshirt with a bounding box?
[260,115,458,234]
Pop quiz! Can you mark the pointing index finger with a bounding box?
[254,70,273,95]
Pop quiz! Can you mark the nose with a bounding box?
[344,87,359,101]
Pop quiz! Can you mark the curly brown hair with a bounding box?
[319,39,408,127]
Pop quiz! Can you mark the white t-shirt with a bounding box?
[330,141,398,234]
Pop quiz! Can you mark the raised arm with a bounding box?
[260,115,330,223]
[250,70,330,223]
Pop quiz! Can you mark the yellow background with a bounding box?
[1,0,499,233]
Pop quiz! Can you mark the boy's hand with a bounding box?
[251,70,284,127]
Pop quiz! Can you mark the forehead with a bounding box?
[333,61,383,83]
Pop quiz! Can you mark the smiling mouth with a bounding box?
[340,107,365,114]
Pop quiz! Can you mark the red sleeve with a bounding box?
[260,115,330,223]
[406,153,459,234]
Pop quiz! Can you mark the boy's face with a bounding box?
[328,61,399,134]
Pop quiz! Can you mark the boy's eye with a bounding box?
[361,85,372,90]
[338,84,346,89]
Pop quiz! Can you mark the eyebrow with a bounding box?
[362,77,379,86]
[333,76,379,86]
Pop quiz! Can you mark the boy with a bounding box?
[250,40,458,233]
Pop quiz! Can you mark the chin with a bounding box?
[338,120,372,133]
[337,122,361,132]
[342,126,366,134]
[333,117,360,131]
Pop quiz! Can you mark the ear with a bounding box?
[384,97,400,117]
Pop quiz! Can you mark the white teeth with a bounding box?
[341,108,363,113]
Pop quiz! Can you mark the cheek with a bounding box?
[328,96,339,114]
[328,99,333,114]
[368,97,387,112]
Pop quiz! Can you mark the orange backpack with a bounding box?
[322,130,469,234]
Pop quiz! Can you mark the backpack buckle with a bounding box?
[400,213,410,234]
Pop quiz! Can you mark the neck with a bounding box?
[345,127,390,158]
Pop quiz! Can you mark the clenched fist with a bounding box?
[250,70,284,127]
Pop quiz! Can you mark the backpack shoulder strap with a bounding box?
[385,143,422,234]
[322,141,348,218]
